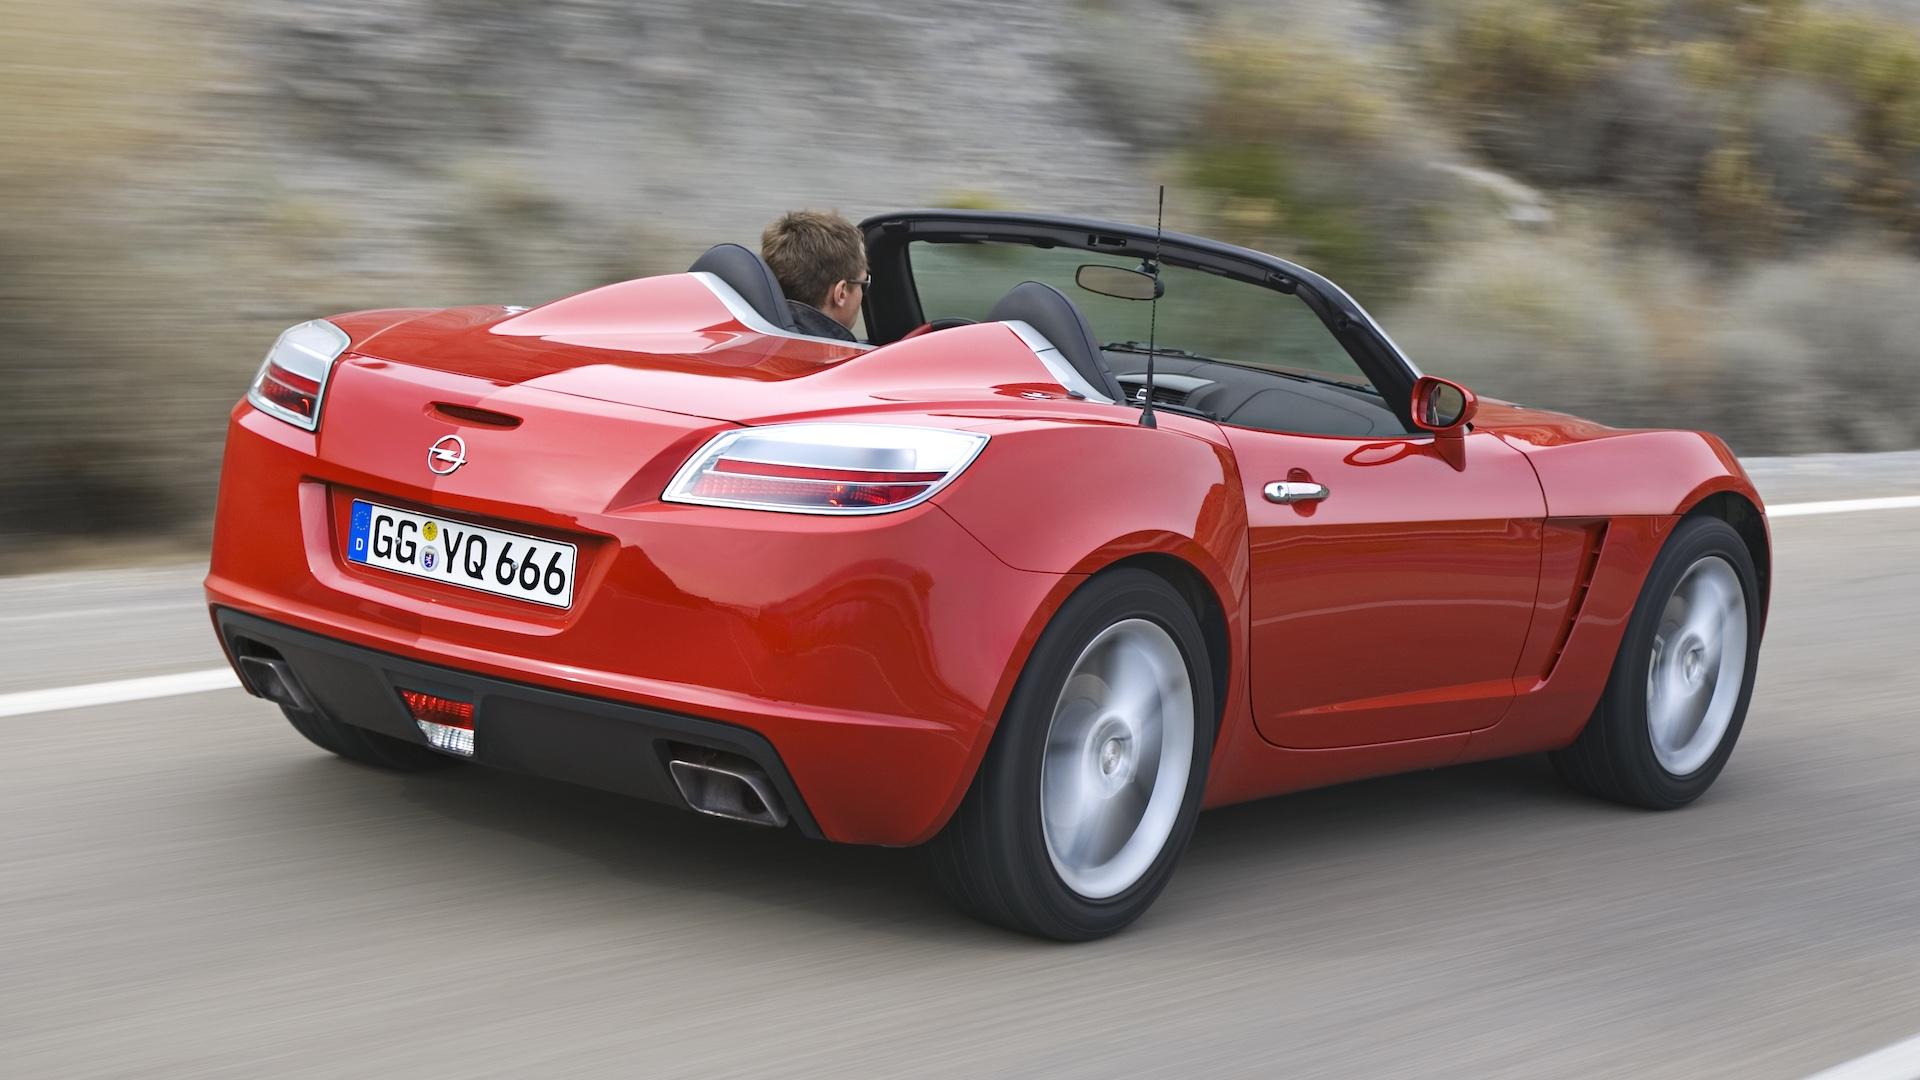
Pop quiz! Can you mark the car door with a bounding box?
[1226,426,1547,749]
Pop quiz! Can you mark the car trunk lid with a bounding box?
[342,274,867,424]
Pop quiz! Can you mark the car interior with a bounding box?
[1099,350,1408,437]
[687,240,1411,439]
[902,236,1413,438]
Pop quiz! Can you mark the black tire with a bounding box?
[928,568,1215,941]
[282,706,459,772]
[1550,515,1761,809]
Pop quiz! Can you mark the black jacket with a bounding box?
[787,301,858,343]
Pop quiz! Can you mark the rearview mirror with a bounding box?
[1411,375,1477,435]
[1076,264,1161,301]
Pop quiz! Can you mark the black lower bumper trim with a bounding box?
[214,608,821,837]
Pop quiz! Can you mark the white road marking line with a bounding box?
[1805,1031,1920,1080]
[0,601,204,627]
[0,668,241,719]
[1768,495,1920,518]
[0,491,1911,719]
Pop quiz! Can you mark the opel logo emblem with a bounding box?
[427,434,468,476]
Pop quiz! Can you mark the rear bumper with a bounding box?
[207,406,1073,845]
[217,608,825,835]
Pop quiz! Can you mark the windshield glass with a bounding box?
[907,239,1371,389]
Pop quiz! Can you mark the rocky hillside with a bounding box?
[3,0,1919,556]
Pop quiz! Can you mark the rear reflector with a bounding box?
[400,689,475,756]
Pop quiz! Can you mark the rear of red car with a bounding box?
[205,277,1069,845]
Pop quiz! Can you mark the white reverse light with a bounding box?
[663,423,989,515]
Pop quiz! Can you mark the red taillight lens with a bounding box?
[400,689,475,755]
[247,320,348,431]
[689,457,949,509]
[664,423,989,516]
[254,361,320,419]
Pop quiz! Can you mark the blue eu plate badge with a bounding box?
[348,500,372,562]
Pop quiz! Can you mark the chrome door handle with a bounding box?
[1264,481,1330,504]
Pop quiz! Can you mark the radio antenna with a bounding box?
[1139,185,1165,429]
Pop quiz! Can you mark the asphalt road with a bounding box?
[2,454,1918,1079]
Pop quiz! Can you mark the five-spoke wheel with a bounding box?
[929,568,1214,940]
[1646,556,1750,776]
[1553,514,1762,807]
[1040,619,1195,900]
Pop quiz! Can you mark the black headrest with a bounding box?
[688,243,801,332]
[987,281,1126,402]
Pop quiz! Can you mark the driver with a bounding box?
[759,210,868,343]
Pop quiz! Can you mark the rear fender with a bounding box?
[931,414,1256,791]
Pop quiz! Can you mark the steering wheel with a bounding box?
[900,317,978,341]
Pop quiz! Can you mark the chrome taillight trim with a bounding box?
[661,423,990,516]
[246,319,350,431]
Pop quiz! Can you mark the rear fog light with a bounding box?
[400,689,475,756]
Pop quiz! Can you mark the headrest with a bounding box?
[688,243,800,332]
[988,280,1126,402]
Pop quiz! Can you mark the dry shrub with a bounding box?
[1747,76,1865,232]
[1384,231,1673,427]
[1713,244,1920,451]
[1389,230,1920,453]
[1422,0,1920,250]
[1056,0,1214,148]
[1184,30,1464,303]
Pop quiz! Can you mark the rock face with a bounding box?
[236,0,1176,266]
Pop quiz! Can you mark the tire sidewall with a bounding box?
[1607,516,1762,803]
[983,568,1216,938]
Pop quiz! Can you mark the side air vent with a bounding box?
[1542,522,1609,679]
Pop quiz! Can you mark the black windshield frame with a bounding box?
[858,209,1424,431]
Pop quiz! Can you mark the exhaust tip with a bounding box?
[667,755,789,828]
[235,655,312,712]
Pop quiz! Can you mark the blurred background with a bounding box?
[6,7,1920,1075]
[5,0,1920,567]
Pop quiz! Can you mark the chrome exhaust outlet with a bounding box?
[667,755,789,828]
[235,655,312,711]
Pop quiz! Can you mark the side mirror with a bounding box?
[1411,375,1477,436]
[1075,264,1162,301]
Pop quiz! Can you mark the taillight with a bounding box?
[662,423,989,515]
[246,320,349,431]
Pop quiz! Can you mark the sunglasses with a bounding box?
[845,276,872,290]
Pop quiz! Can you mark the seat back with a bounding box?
[688,243,801,332]
[987,281,1126,403]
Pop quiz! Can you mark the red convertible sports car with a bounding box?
[207,209,1769,940]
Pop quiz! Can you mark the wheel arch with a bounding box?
[1679,490,1771,622]
[924,539,1247,846]
[1091,552,1233,739]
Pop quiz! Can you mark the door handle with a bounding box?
[1264,480,1330,504]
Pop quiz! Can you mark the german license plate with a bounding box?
[345,500,575,608]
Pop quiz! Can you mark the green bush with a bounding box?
[1182,32,1461,303]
